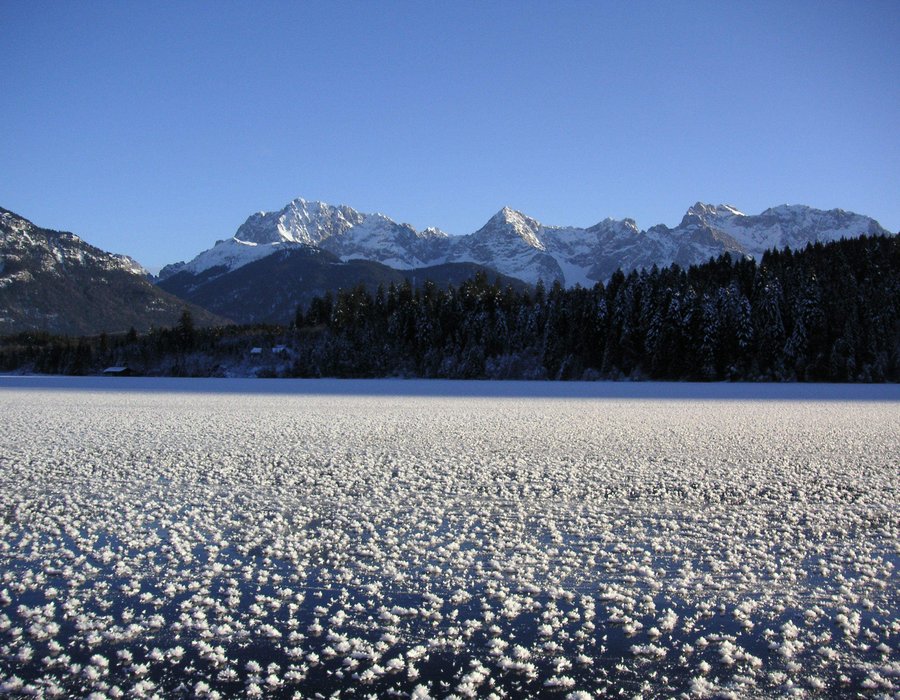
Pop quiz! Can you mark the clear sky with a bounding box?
[2,1,898,271]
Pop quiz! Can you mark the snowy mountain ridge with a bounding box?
[159,197,892,287]
[1,207,146,279]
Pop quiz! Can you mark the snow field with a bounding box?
[0,383,897,698]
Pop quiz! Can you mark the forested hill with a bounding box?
[3,234,898,382]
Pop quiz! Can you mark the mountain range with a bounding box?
[1,198,894,334]
[160,198,891,290]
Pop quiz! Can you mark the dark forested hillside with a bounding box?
[157,247,528,324]
[3,235,898,381]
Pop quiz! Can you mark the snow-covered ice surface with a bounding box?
[0,379,897,698]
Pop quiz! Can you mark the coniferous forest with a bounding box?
[2,234,898,382]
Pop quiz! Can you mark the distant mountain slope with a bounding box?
[160,197,893,290]
[158,247,527,325]
[0,207,228,335]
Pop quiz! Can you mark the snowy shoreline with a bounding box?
[1,375,899,401]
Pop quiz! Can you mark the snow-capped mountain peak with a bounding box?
[235,197,365,246]
[160,198,456,279]
[586,217,641,237]
[682,202,746,227]
[476,207,545,250]
[686,202,745,218]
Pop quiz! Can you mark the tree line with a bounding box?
[2,234,898,381]
[288,234,898,381]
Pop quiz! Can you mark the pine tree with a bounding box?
[752,270,787,379]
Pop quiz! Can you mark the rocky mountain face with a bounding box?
[159,197,892,289]
[0,207,227,335]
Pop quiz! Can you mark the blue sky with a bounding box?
[2,1,898,271]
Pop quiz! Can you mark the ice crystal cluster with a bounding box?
[0,380,897,698]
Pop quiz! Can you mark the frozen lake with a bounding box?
[0,378,897,698]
